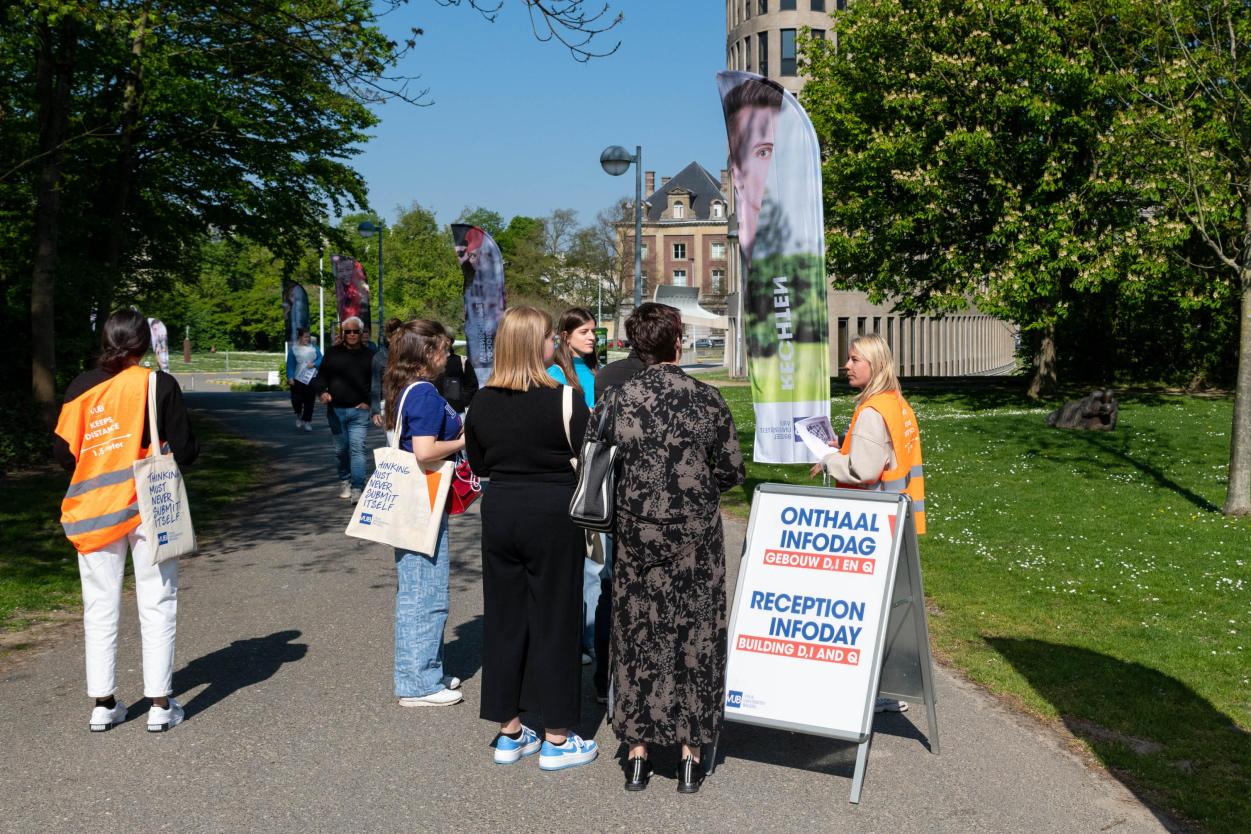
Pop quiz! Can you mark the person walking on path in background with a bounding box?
[287,328,322,431]
[53,309,200,733]
[545,307,601,666]
[810,331,926,714]
[370,318,403,430]
[384,319,465,707]
[464,306,598,771]
[599,303,745,793]
[316,316,374,502]
[587,309,652,704]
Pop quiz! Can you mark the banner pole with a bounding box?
[319,253,325,354]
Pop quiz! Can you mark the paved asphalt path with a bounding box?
[1,392,1176,833]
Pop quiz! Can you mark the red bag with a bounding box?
[448,457,481,515]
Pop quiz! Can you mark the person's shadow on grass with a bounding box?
[170,630,308,721]
[986,637,1249,832]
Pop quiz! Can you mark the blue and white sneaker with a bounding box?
[493,725,541,765]
[538,733,598,771]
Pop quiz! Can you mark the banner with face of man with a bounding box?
[331,255,371,341]
[451,224,506,386]
[717,71,830,464]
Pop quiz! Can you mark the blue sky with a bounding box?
[353,1,729,228]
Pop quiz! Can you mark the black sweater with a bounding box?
[464,385,589,485]
[54,368,199,470]
[316,343,375,408]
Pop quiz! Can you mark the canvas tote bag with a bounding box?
[133,372,197,564]
[346,382,453,554]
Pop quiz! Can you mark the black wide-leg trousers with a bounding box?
[479,480,583,729]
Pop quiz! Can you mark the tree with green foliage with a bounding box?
[802,1,1147,398]
[1095,0,1251,515]
[2,0,622,430]
[454,206,507,239]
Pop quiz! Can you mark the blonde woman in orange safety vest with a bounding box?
[810,332,925,714]
[53,309,198,733]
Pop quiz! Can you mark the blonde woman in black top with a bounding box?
[464,306,598,771]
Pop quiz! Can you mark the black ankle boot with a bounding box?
[676,756,705,794]
[624,756,652,791]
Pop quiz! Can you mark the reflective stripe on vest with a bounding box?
[835,391,927,535]
[56,366,152,553]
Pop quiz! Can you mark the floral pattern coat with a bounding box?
[594,363,745,745]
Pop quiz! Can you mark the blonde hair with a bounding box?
[849,333,901,407]
[486,307,558,392]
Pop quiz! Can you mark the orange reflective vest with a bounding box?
[836,391,926,535]
[55,366,152,553]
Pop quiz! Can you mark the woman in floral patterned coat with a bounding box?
[596,302,745,793]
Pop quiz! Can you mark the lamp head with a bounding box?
[357,221,380,238]
[600,145,633,177]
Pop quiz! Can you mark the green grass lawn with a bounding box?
[0,413,261,633]
[150,350,284,373]
[715,379,1249,834]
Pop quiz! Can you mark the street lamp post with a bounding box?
[599,144,644,312]
[357,220,385,344]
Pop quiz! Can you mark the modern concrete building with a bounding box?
[722,1,1017,377]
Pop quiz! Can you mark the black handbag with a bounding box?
[569,395,618,532]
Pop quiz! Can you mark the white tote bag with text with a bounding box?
[133,372,197,564]
[345,382,453,554]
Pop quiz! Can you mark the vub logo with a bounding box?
[157,532,169,545]
[360,513,373,525]
[726,690,743,709]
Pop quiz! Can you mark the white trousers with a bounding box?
[77,526,178,698]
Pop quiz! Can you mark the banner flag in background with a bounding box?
[331,255,371,340]
[451,224,507,386]
[283,280,310,342]
[717,71,830,464]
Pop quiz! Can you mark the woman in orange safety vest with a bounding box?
[810,332,926,714]
[53,309,198,733]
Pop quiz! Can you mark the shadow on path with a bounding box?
[172,630,309,720]
[987,637,1247,833]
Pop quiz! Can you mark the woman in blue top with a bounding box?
[546,307,598,409]
[383,320,466,707]
[545,307,603,664]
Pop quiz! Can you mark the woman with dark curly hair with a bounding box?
[53,308,199,733]
[599,302,745,793]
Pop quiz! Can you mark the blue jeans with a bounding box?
[582,556,602,653]
[394,516,451,697]
[328,406,369,489]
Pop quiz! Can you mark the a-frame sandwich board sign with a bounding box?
[708,483,939,804]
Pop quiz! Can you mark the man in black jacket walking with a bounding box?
[315,316,375,501]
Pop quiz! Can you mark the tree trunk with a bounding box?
[1027,322,1058,399]
[1225,267,1251,515]
[30,16,77,429]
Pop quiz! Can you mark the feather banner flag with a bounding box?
[717,71,830,464]
[452,224,507,386]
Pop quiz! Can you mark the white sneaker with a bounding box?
[296,418,303,429]
[581,652,593,666]
[874,697,908,713]
[147,698,185,732]
[349,488,361,502]
[338,481,351,499]
[493,725,541,765]
[442,675,462,691]
[538,732,598,771]
[398,688,463,707]
[89,700,127,732]
[302,421,313,432]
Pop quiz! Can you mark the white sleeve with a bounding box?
[821,408,894,485]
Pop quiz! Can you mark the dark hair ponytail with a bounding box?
[98,309,152,373]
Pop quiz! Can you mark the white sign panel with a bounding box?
[725,485,907,742]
